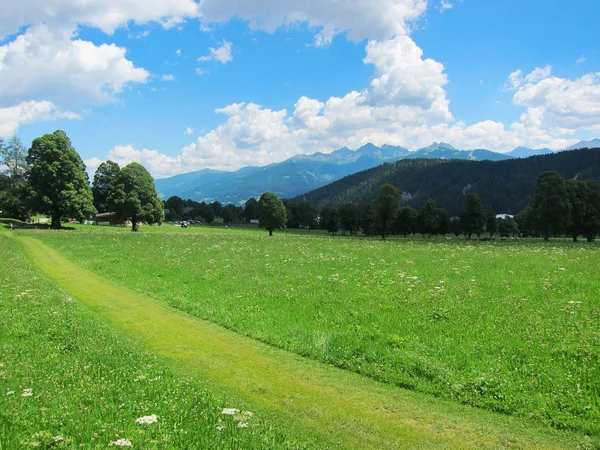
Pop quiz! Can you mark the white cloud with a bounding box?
[185,127,194,135]
[509,66,600,130]
[439,1,454,12]
[0,0,200,39]
[577,55,587,64]
[176,49,182,57]
[198,0,427,45]
[196,68,207,76]
[161,74,176,81]
[0,101,80,137]
[198,41,233,64]
[0,25,149,108]
[363,36,451,122]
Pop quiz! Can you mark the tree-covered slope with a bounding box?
[295,148,600,215]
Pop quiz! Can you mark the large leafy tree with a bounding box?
[418,198,438,237]
[27,130,96,229]
[109,162,163,231]
[244,197,259,222]
[529,171,571,240]
[395,206,418,236]
[92,160,120,213]
[565,179,589,242]
[337,203,360,235]
[258,192,287,236]
[583,180,600,242]
[165,195,185,221]
[360,204,376,236]
[461,193,486,239]
[375,183,402,239]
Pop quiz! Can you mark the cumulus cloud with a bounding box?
[577,55,587,64]
[439,1,454,12]
[161,74,176,81]
[197,0,427,45]
[198,41,233,64]
[0,25,149,108]
[185,127,194,135]
[0,101,80,137]
[0,0,199,39]
[509,66,600,130]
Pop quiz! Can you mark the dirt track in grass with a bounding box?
[14,233,586,449]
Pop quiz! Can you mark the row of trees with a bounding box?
[243,172,600,241]
[0,131,163,230]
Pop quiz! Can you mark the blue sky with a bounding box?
[1,0,599,178]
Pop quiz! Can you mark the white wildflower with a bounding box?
[21,388,33,397]
[221,408,239,415]
[109,439,133,447]
[6,391,14,395]
[135,414,158,425]
[53,436,64,443]
[237,422,248,428]
[242,411,253,417]
[215,425,225,431]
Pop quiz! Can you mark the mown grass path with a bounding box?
[15,234,586,449]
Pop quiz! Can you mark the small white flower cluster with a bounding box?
[135,414,158,425]
[219,408,253,430]
[109,438,133,447]
[21,388,33,397]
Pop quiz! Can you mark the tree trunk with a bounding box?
[269,229,273,236]
[51,213,61,229]
[572,232,578,242]
[543,231,549,241]
[132,218,139,232]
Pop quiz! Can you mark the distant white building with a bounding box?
[496,214,514,220]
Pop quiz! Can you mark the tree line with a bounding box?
[224,171,599,241]
[0,131,162,230]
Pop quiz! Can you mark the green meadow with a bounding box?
[19,225,599,440]
[0,232,316,449]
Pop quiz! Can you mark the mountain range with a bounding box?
[154,139,599,204]
[294,147,600,216]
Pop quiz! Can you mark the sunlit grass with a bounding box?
[0,233,314,449]
[20,227,600,437]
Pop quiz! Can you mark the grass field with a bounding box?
[0,232,317,449]
[21,226,600,439]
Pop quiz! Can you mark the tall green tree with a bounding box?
[583,180,600,242]
[92,160,120,213]
[327,208,341,234]
[27,130,96,229]
[338,203,360,235]
[461,193,486,239]
[360,204,376,236]
[565,179,588,242]
[436,208,451,236]
[395,206,418,236]
[0,174,29,220]
[165,195,185,221]
[258,192,287,236]
[418,199,438,237]
[375,183,402,239]
[529,171,571,241]
[1,135,28,177]
[109,162,163,231]
[244,197,259,222]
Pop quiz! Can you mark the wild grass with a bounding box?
[24,227,600,438]
[0,234,314,449]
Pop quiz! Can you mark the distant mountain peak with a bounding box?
[421,142,457,151]
[566,138,600,151]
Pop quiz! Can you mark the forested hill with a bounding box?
[294,147,600,216]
